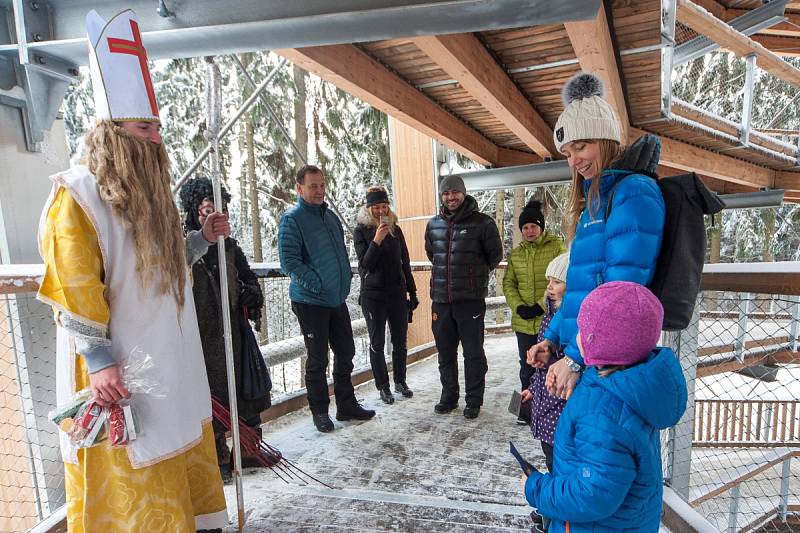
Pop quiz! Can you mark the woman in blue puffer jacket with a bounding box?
[523,282,687,532]
[527,72,666,400]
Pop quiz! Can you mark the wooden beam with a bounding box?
[774,171,800,191]
[411,33,556,157]
[631,127,775,188]
[691,0,727,20]
[677,0,800,88]
[752,34,800,57]
[495,148,542,167]
[700,175,757,194]
[276,45,498,165]
[564,0,630,141]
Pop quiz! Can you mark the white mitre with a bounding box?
[86,9,160,122]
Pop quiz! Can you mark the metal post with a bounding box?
[728,485,741,533]
[789,295,799,353]
[173,58,288,193]
[779,457,791,520]
[664,298,700,500]
[740,54,757,145]
[763,403,773,443]
[660,0,677,118]
[205,56,245,532]
[734,293,752,362]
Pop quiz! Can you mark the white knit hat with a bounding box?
[553,72,620,153]
[545,252,570,283]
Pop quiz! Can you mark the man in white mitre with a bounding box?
[37,9,228,532]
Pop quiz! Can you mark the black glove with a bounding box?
[408,292,420,311]
[239,282,263,309]
[516,303,544,320]
[248,306,263,332]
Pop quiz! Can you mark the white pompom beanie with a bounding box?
[545,252,570,283]
[553,72,621,153]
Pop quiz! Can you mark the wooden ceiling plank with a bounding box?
[411,33,556,157]
[276,45,498,166]
[564,0,630,141]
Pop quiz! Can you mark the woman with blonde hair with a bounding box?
[527,72,666,402]
[354,186,418,404]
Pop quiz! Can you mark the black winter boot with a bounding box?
[313,412,335,433]
[434,401,458,414]
[395,381,414,398]
[463,406,480,419]
[379,387,395,404]
[336,401,376,421]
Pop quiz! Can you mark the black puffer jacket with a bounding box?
[425,195,503,303]
[353,208,416,302]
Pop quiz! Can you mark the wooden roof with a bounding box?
[277,0,800,202]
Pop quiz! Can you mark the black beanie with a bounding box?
[518,199,545,232]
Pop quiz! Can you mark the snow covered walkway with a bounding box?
[223,333,680,532]
[224,333,543,532]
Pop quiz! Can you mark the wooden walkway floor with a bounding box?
[223,333,675,532]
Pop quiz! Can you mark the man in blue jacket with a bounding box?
[279,164,375,433]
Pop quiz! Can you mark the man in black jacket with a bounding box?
[425,175,503,419]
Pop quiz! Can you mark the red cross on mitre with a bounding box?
[107,19,158,116]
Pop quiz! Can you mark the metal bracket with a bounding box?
[4,0,78,152]
[740,54,757,145]
[660,0,677,118]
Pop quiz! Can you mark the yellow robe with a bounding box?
[39,187,227,532]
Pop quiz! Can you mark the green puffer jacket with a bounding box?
[503,232,566,335]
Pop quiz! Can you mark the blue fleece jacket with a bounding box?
[524,347,688,532]
[544,170,665,365]
[278,197,352,307]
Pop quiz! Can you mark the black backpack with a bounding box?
[606,172,725,331]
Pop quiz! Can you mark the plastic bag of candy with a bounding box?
[48,346,159,448]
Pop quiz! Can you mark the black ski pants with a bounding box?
[361,296,409,390]
[431,299,488,408]
[291,301,357,414]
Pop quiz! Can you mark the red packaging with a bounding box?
[108,403,127,446]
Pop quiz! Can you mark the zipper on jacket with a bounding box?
[323,206,345,300]
[447,219,454,303]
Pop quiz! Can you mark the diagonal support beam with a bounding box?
[277,44,498,165]
[564,0,630,141]
[411,33,556,157]
[676,0,800,87]
[631,127,775,188]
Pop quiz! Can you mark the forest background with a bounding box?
[62,51,800,269]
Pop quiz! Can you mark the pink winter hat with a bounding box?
[577,281,663,366]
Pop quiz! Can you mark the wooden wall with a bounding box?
[388,117,438,349]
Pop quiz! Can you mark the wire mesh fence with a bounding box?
[672,50,747,125]
[665,290,800,532]
[0,293,63,533]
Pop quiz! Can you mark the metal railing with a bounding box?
[662,262,800,533]
[3,262,800,532]
[694,400,800,447]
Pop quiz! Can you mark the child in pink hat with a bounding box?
[523,281,687,533]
